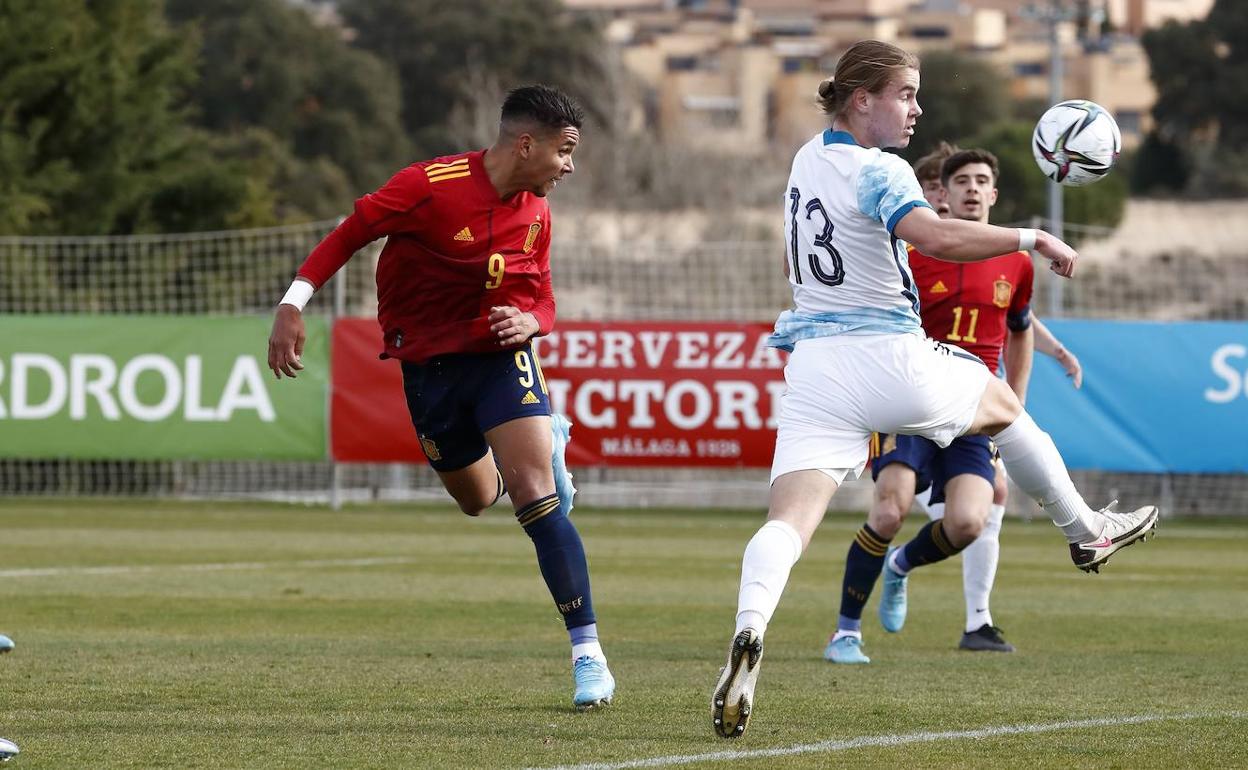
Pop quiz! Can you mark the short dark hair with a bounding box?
[913,141,959,183]
[941,149,999,187]
[500,85,584,133]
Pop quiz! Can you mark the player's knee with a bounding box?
[943,511,986,547]
[452,493,491,517]
[868,498,906,538]
[973,379,1023,435]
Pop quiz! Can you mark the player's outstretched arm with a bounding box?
[894,207,1078,277]
[1032,316,1083,388]
[267,279,312,379]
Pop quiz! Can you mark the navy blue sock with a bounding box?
[900,519,963,570]
[516,493,595,629]
[837,524,891,631]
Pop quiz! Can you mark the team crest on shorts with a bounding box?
[419,436,442,461]
[993,279,1012,308]
[523,219,542,253]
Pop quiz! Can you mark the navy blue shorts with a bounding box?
[871,433,995,506]
[400,343,552,472]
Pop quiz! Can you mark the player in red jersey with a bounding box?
[827,148,1054,663]
[266,85,614,710]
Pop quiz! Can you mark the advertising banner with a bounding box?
[330,318,425,463]
[0,315,328,460]
[329,319,788,467]
[533,322,787,466]
[330,317,1247,473]
[1027,320,1248,473]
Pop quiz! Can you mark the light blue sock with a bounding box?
[570,622,598,647]
[891,547,914,575]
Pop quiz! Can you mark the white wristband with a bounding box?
[1017,228,1037,252]
[279,279,315,311]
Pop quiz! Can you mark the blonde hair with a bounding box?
[817,40,920,119]
[913,141,960,183]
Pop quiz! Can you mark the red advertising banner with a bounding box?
[533,322,786,467]
[330,319,787,467]
[330,318,425,463]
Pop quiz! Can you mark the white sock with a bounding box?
[735,520,804,636]
[991,411,1101,543]
[571,641,604,662]
[963,504,1004,632]
[915,485,934,514]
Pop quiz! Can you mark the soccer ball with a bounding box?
[1032,100,1121,186]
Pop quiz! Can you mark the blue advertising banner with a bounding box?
[1026,320,1248,473]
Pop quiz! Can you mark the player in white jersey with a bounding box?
[710,40,1158,740]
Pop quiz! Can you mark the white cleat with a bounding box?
[0,737,18,762]
[711,628,763,739]
[1070,501,1159,573]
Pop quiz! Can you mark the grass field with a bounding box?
[0,500,1245,769]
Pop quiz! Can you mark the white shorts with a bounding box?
[769,333,992,484]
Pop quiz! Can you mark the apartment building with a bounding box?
[564,0,1212,151]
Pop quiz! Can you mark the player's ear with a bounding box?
[853,86,870,113]
[516,132,534,159]
[989,187,999,206]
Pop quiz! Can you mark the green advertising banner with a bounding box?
[0,316,328,460]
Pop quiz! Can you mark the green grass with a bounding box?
[0,500,1245,768]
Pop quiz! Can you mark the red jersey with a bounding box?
[907,246,1034,375]
[297,150,555,363]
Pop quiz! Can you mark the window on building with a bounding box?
[1014,62,1047,76]
[910,26,950,39]
[1115,110,1142,136]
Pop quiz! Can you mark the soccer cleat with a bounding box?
[551,414,577,516]
[959,624,1015,652]
[572,655,614,711]
[824,634,871,664]
[711,628,763,739]
[0,635,12,654]
[878,546,908,633]
[0,737,17,762]
[1070,501,1159,573]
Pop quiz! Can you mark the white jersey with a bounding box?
[771,129,932,350]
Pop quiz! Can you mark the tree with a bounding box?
[1141,0,1248,197]
[164,0,409,203]
[904,51,1009,162]
[338,0,609,157]
[0,0,267,235]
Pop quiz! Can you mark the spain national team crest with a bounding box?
[419,436,442,462]
[993,279,1012,308]
[523,220,542,253]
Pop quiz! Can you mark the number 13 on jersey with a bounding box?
[788,187,845,287]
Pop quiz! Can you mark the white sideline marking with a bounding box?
[0,556,418,578]
[529,710,1246,770]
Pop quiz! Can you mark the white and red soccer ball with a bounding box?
[1032,99,1122,187]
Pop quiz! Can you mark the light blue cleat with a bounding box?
[551,413,577,516]
[572,655,615,710]
[824,635,871,664]
[878,546,908,633]
[0,635,12,654]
